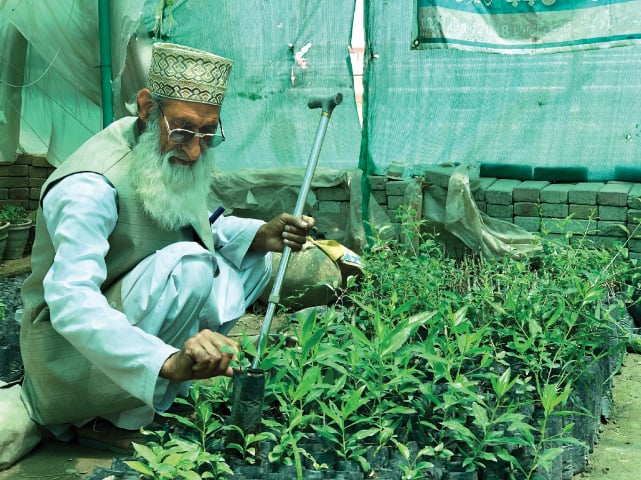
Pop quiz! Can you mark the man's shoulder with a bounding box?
[67,117,138,166]
[87,116,139,150]
[46,117,138,188]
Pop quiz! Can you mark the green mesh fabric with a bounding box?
[361,0,641,182]
[145,0,362,172]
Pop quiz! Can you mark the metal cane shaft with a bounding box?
[252,104,339,369]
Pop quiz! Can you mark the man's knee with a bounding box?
[171,246,216,304]
[122,242,217,322]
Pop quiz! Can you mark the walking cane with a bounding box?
[227,93,343,446]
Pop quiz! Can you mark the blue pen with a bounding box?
[209,206,225,225]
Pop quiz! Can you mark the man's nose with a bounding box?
[182,137,202,161]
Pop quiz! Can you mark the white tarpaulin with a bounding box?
[0,0,143,165]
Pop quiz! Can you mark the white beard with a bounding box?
[130,116,215,231]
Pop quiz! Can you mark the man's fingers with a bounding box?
[281,214,315,250]
[186,330,238,377]
[302,214,315,224]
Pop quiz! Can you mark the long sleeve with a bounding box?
[41,173,178,411]
[211,213,265,269]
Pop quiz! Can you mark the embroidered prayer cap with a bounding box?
[147,43,233,106]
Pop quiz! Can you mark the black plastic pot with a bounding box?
[334,459,364,479]
[446,456,478,480]
[447,472,478,480]
[302,447,336,470]
[261,473,289,480]
[365,445,390,470]
[275,464,298,476]
[301,469,325,479]
[479,461,508,480]
[226,368,266,446]
[231,464,263,478]
[332,471,364,480]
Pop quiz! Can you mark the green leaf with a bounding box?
[381,323,414,357]
[384,406,417,416]
[348,427,379,441]
[395,441,410,461]
[442,420,476,442]
[494,447,522,469]
[218,344,236,355]
[344,385,368,416]
[477,451,497,462]
[537,447,564,471]
[160,412,199,431]
[124,460,154,476]
[348,324,372,349]
[470,402,489,429]
[163,452,184,467]
[319,399,343,425]
[540,382,571,414]
[132,443,158,464]
[180,470,203,480]
[583,285,605,303]
[451,306,469,327]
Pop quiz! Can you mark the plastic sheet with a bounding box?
[422,164,542,258]
[1,0,362,172]
[0,0,143,164]
[208,167,392,253]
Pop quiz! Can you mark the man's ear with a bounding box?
[137,88,154,124]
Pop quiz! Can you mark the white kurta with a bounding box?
[41,172,271,430]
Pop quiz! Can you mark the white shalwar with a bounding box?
[41,173,271,430]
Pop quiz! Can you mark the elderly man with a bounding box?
[19,43,313,451]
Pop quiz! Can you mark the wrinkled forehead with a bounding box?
[160,98,221,126]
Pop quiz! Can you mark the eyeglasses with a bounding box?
[159,105,225,148]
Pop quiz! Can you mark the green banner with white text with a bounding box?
[416,0,641,54]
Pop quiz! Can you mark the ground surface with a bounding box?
[2,257,641,479]
[574,352,641,479]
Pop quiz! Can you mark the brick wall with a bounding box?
[370,165,641,261]
[0,155,55,211]
[3,156,641,261]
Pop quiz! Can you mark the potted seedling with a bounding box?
[0,204,33,260]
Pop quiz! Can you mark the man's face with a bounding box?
[131,97,220,231]
[158,99,221,166]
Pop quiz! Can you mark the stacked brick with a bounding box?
[0,155,55,211]
[368,175,411,239]
[368,175,388,212]
[311,184,351,242]
[5,156,641,261]
[416,165,641,261]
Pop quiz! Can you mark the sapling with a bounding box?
[313,384,376,471]
[391,438,438,480]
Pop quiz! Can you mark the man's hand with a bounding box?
[159,329,239,382]
[251,213,315,252]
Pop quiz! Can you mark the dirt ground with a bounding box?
[574,352,641,479]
